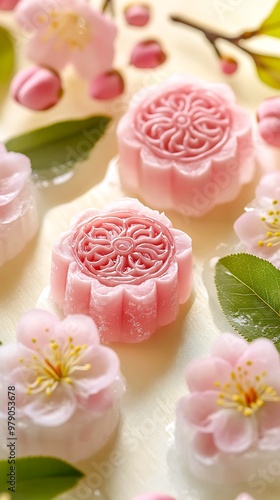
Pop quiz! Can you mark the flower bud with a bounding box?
[89,69,125,100]
[257,96,280,147]
[124,3,150,27]
[11,66,62,111]
[130,40,167,69]
[220,56,238,75]
[0,0,19,10]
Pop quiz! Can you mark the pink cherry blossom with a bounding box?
[50,197,193,343]
[234,171,280,269]
[117,75,254,216]
[0,144,38,266]
[15,0,117,80]
[176,333,280,483]
[11,66,63,111]
[0,310,124,462]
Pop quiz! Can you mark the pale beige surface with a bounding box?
[0,1,280,499]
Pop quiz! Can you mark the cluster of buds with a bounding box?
[3,0,167,111]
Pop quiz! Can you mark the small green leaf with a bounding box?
[0,456,83,499]
[5,115,111,181]
[215,253,280,349]
[258,0,280,38]
[0,25,14,85]
[251,52,280,89]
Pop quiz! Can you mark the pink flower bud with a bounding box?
[89,69,125,100]
[11,66,62,111]
[0,0,19,10]
[124,3,150,27]
[257,96,280,147]
[130,40,167,69]
[220,56,238,75]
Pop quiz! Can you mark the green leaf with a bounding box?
[0,456,83,499]
[215,253,280,349]
[5,115,111,181]
[251,52,280,89]
[0,25,14,85]
[258,0,280,37]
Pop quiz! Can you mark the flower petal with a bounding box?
[73,345,120,395]
[256,171,280,203]
[16,309,59,349]
[76,386,114,414]
[211,333,248,367]
[177,391,218,430]
[233,210,267,248]
[26,31,71,72]
[213,410,256,453]
[54,314,100,347]
[186,357,231,392]
[23,383,76,426]
[238,338,280,380]
[192,430,218,460]
[259,401,280,433]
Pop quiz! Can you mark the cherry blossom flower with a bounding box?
[15,0,117,80]
[50,197,193,343]
[176,333,280,483]
[0,144,38,266]
[117,75,254,216]
[234,171,280,269]
[0,310,124,462]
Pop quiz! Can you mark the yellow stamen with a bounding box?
[258,199,280,248]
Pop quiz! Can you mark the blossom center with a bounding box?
[20,336,91,397]
[42,11,91,50]
[258,199,280,248]
[215,361,279,416]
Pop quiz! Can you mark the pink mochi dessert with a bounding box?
[50,197,192,343]
[117,75,254,216]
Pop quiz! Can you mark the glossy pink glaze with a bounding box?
[50,198,192,343]
[117,75,254,216]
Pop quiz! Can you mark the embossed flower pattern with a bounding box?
[117,75,254,216]
[50,198,192,343]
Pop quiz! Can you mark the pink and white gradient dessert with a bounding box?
[0,144,38,266]
[50,197,192,343]
[0,310,125,463]
[117,75,254,216]
[175,333,280,484]
[234,171,280,269]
